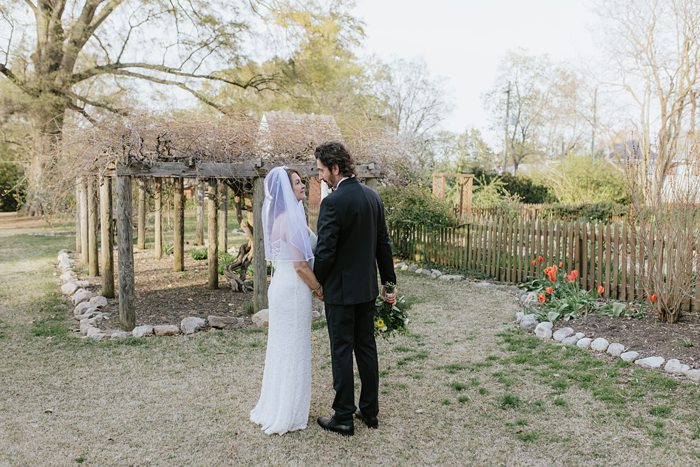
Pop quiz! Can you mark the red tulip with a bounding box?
[597,285,604,295]
[538,293,546,303]
[650,294,658,303]
[545,286,553,295]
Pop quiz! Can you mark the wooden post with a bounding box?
[153,178,163,259]
[218,181,228,252]
[75,180,81,254]
[79,177,89,264]
[116,175,136,330]
[100,177,114,298]
[137,180,146,249]
[253,176,268,312]
[87,177,99,276]
[173,178,184,272]
[194,179,205,246]
[207,179,219,289]
[464,175,473,219]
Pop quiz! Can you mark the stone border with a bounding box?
[56,250,321,340]
[515,291,700,384]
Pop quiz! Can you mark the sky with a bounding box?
[352,0,599,141]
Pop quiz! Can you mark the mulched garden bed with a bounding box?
[85,248,255,327]
[567,307,700,368]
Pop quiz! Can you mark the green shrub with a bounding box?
[534,156,629,205]
[470,167,554,204]
[218,251,235,275]
[541,202,628,222]
[189,248,207,260]
[380,185,455,228]
[0,161,24,211]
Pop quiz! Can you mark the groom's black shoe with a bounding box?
[317,416,354,436]
[355,410,378,429]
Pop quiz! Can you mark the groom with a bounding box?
[313,141,397,436]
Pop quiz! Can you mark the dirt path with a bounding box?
[2,226,700,465]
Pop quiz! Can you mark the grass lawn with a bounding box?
[1,214,700,465]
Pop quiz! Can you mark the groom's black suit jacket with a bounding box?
[314,177,396,305]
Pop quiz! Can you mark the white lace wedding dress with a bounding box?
[250,232,316,435]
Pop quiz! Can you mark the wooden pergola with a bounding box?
[74,157,381,331]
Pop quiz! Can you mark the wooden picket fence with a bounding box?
[389,215,700,310]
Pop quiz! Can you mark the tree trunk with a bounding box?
[25,103,66,216]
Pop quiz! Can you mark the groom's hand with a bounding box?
[381,286,397,305]
[313,286,324,301]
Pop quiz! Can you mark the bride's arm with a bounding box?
[294,261,323,300]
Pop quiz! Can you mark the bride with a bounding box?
[250,166,323,435]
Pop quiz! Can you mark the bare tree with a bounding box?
[0,0,272,215]
[486,50,597,174]
[598,0,700,205]
[371,58,452,165]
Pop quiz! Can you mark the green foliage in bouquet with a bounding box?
[374,282,409,339]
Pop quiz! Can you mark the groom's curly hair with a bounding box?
[314,141,355,177]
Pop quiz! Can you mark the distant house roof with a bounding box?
[257,111,343,163]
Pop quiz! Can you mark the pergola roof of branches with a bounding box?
[59,111,381,180]
[69,111,396,331]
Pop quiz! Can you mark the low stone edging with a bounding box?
[56,250,321,340]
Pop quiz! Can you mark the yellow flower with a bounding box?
[375,318,385,329]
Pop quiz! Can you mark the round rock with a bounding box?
[576,337,592,349]
[635,356,665,369]
[620,351,639,362]
[607,343,625,357]
[590,337,610,352]
[553,327,574,342]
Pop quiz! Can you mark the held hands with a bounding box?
[381,284,398,305]
[312,284,324,301]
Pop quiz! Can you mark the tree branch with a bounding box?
[88,0,123,36]
[72,62,274,90]
[22,0,37,14]
[67,90,128,116]
[0,63,38,97]
[66,100,97,125]
[107,68,229,114]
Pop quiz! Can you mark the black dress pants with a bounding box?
[324,300,379,423]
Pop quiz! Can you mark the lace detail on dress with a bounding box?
[250,253,312,435]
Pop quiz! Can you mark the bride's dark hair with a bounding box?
[286,168,301,185]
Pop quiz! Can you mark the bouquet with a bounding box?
[374,282,408,339]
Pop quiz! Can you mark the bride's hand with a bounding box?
[312,284,324,301]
